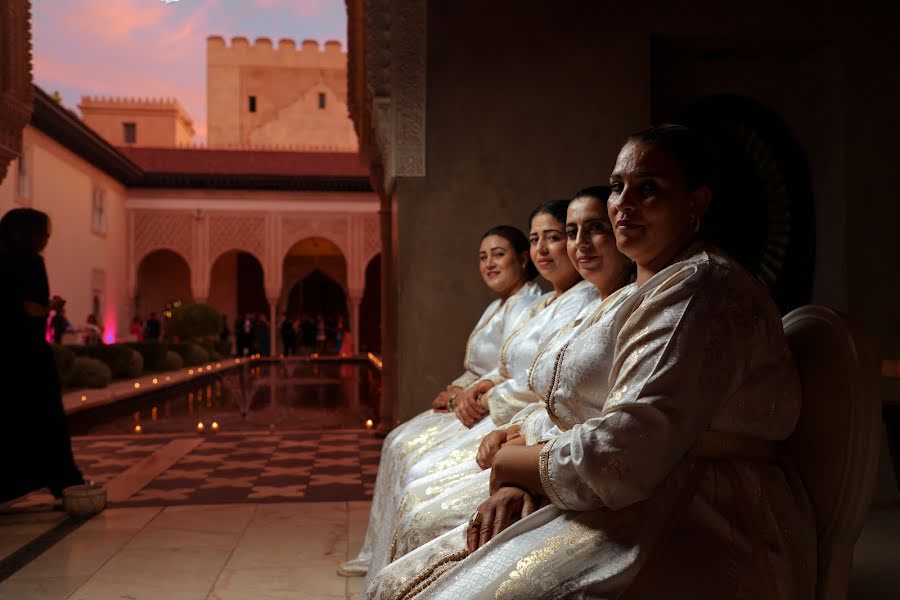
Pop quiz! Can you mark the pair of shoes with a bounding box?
[337,558,369,577]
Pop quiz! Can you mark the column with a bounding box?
[267,297,278,358]
[347,292,363,357]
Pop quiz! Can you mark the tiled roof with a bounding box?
[117,147,370,178]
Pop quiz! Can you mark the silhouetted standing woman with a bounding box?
[0,208,84,502]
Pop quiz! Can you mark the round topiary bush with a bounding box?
[52,345,75,382]
[123,341,169,372]
[161,350,184,371]
[67,357,112,389]
[172,343,209,367]
[167,303,222,340]
[118,348,144,379]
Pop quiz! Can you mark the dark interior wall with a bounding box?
[392,0,900,420]
[395,3,650,419]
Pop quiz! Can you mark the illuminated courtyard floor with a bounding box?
[0,428,897,599]
[0,429,379,599]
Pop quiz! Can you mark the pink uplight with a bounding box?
[104,313,117,344]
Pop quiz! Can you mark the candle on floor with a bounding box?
[197,422,205,432]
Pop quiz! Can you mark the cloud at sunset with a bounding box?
[32,0,348,143]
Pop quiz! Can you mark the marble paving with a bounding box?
[3,430,382,512]
[0,502,370,599]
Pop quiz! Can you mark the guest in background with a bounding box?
[0,208,85,502]
[129,316,143,342]
[300,314,316,355]
[237,313,255,356]
[255,313,271,357]
[82,314,102,345]
[281,315,298,356]
[143,312,161,341]
[315,315,327,353]
[50,303,70,345]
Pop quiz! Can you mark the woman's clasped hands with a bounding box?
[454,379,493,427]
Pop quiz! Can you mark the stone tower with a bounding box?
[206,36,358,151]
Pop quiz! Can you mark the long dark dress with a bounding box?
[0,249,83,502]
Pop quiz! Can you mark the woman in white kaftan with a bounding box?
[360,199,621,587]
[386,188,637,562]
[365,126,816,600]
[338,225,542,576]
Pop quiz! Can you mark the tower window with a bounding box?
[123,122,136,144]
[318,93,326,109]
[249,95,257,112]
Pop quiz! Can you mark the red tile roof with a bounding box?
[117,146,370,178]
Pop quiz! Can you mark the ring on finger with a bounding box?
[448,394,458,411]
[469,511,483,528]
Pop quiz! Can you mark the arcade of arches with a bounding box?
[131,203,381,354]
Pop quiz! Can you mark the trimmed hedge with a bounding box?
[122,341,169,372]
[190,338,231,362]
[52,344,75,382]
[67,357,111,388]
[161,350,184,371]
[68,345,143,379]
[169,343,210,367]
[167,303,222,340]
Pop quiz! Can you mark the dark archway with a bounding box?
[360,253,381,352]
[209,250,268,322]
[136,249,192,321]
[675,95,816,314]
[286,269,348,324]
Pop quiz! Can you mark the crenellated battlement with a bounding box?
[207,35,345,69]
[80,96,185,108]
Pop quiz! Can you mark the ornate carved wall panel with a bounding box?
[0,0,34,184]
[208,213,266,266]
[281,214,351,259]
[133,211,194,265]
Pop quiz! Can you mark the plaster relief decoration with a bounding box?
[362,213,381,262]
[208,214,266,265]
[133,211,193,265]
[0,0,34,184]
[281,215,350,259]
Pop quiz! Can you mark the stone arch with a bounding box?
[135,246,192,273]
[676,94,816,314]
[135,249,193,323]
[209,249,268,325]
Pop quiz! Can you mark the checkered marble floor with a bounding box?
[2,430,382,511]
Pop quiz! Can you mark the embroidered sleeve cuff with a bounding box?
[539,437,568,509]
[450,371,478,389]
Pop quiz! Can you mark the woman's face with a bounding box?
[529,212,578,289]
[479,235,525,295]
[566,196,631,291]
[607,141,709,272]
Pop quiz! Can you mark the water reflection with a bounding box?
[70,360,381,436]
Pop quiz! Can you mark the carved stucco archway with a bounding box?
[129,207,380,355]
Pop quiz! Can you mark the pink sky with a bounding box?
[32,0,347,142]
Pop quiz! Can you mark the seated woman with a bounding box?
[386,188,635,562]
[360,199,607,586]
[365,125,816,600]
[339,224,543,576]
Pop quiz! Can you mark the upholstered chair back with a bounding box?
[781,306,881,600]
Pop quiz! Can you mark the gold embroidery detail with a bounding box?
[495,521,597,600]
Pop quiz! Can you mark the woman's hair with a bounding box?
[0,208,50,253]
[481,224,538,280]
[528,199,570,229]
[572,186,612,204]
[625,124,717,191]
